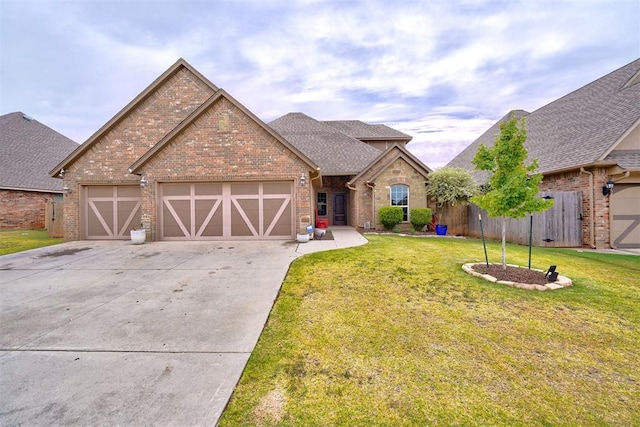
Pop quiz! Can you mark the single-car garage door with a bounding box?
[611,184,640,249]
[160,181,293,240]
[84,186,142,240]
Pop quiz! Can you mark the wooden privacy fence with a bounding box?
[45,201,64,238]
[467,191,583,247]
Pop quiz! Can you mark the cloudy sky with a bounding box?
[1,0,638,169]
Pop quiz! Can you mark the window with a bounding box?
[317,192,327,216]
[390,185,409,221]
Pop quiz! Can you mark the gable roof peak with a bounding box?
[129,89,318,174]
[50,58,220,176]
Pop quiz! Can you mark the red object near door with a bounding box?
[316,218,329,228]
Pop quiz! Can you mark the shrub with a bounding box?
[410,208,433,231]
[426,167,478,221]
[378,206,403,230]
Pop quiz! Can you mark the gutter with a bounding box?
[545,161,617,176]
[580,168,597,249]
[1,186,64,194]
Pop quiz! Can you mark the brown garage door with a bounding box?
[84,186,142,239]
[611,184,640,249]
[160,181,293,240]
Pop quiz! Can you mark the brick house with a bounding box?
[0,112,78,229]
[50,59,431,241]
[448,58,640,249]
[269,113,431,230]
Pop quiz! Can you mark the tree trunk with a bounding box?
[501,217,507,270]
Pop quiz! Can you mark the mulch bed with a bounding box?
[472,264,550,285]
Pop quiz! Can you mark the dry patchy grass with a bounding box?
[220,235,640,426]
[0,229,63,256]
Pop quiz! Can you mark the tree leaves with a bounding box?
[472,114,553,219]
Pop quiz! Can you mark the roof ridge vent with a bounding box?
[22,114,35,122]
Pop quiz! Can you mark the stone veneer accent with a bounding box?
[350,154,428,229]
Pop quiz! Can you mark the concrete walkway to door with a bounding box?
[295,226,368,255]
[0,227,367,426]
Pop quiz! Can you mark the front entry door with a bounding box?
[333,193,347,225]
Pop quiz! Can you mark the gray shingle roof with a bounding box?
[269,113,383,175]
[323,120,412,141]
[448,58,640,179]
[603,150,640,169]
[0,112,79,192]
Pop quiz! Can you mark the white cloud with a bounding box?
[1,0,638,160]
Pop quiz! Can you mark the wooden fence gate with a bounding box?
[46,201,64,238]
[467,191,583,247]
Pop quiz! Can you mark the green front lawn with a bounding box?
[220,235,640,426]
[0,229,63,256]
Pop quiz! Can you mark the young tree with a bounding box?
[472,113,553,269]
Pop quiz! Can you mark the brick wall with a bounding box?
[540,167,611,248]
[140,98,311,240]
[61,67,218,240]
[0,189,55,229]
[61,67,311,240]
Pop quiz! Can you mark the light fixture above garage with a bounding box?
[140,176,148,188]
[63,184,71,195]
[602,179,614,196]
[300,174,306,186]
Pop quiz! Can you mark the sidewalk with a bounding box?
[295,226,368,255]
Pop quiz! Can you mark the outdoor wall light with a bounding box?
[602,179,614,196]
[300,174,306,186]
[140,176,148,188]
[63,184,72,195]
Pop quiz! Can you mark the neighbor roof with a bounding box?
[269,113,383,175]
[0,112,78,192]
[448,58,640,179]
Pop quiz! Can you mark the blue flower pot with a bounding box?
[435,224,448,236]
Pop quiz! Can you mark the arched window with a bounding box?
[390,185,409,221]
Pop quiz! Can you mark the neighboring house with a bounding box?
[448,58,640,249]
[50,59,432,241]
[0,112,79,229]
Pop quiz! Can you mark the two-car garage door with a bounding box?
[160,181,293,240]
[84,182,294,241]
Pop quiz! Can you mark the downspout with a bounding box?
[366,181,376,229]
[609,171,630,249]
[580,168,596,249]
[310,170,322,227]
[346,181,357,228]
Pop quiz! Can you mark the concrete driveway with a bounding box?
[0,240,300,425]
